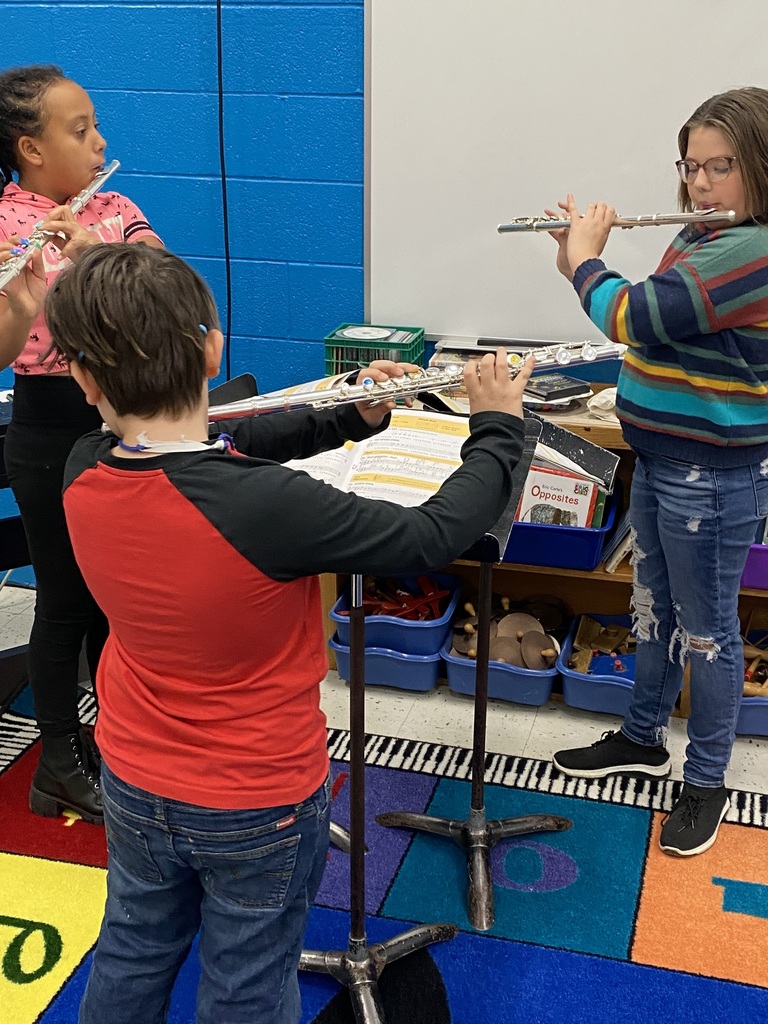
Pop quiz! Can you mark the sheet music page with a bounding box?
[283,442,355,487]
[344,409,469,506]
[284,409,469,507]
[260,371,350,404]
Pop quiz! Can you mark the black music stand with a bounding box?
[208,372,259,408]
[299,570,458,1023]
[376,419,573,930]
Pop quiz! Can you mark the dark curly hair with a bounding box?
[0,64,66,195]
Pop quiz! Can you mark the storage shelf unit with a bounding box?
[321,388,768,665]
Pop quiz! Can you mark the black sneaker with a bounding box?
[659,783,729,857]
[553,729,671,779]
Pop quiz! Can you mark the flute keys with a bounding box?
[555,346,572,365]
[581,341,597,361]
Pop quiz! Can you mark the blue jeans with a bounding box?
[79,764,331,1024]
[622,452,768,787]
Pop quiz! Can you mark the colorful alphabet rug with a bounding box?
[2,691,768,1023]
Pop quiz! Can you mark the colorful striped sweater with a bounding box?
[573,223,768,467]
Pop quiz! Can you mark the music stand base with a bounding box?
[300,923,458,1024]
[329,821,352,854]
[303,576,458,1024]
[376,807,571,931]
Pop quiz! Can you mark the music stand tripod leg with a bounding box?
[299,574,458,1024]
[377,560,572,932]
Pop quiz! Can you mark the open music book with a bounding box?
[285,408,615,511]
[285,408,469,506]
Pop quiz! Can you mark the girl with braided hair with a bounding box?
[0,64,163,825]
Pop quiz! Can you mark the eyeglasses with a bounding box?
[675,156,738,184]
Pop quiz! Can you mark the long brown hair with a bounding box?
[677,87,768,223]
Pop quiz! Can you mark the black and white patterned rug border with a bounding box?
[0,692,97,773]
[2,702,765,830]
[326,728,768,830]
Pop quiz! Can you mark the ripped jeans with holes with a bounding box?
[622,451,768,787]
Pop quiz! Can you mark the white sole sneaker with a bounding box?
[551,756,672,780]
[660,795,730,857]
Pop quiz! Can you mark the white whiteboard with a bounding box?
[367,0,768,342]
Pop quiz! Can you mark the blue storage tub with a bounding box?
[736,696,768,736]
[329,574,461,655]
[329,634,442,692]
[502,493,618,570]
[441,637,556,706]
[736,630,768,734]
[557,613,635,716]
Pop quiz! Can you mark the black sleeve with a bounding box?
[214,411,525,580]
[209,403,389,463]
[62,431,106,491]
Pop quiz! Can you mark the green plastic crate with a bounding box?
[324,323,425,376]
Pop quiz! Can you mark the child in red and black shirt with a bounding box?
[46,241,532,1024]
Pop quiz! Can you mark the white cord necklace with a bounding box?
[117,431,235,454]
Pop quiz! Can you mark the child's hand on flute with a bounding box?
[354,359,421,426]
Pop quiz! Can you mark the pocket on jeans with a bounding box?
[199,833,302,910]
[105,817,163,883]
[751,463,768,518]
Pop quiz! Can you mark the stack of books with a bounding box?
[515,462,605,528]
[600,510,632,572]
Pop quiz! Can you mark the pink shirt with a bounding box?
[0,184,162,374]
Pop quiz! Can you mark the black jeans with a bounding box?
[5,374,108,737]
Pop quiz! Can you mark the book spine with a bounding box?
[591,488,607,529]
[604,532,633,573]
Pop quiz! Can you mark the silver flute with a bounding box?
[0,159,121,290]
[208,339,625,421]
[498,209,736,233]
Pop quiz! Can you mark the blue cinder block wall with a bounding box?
[1,0,364,394]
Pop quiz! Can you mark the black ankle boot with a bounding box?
[80,724,102,774]
[29,729,103,825]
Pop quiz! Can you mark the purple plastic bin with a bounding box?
[741,544,768,591]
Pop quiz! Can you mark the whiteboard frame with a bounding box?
[364,1,768,344]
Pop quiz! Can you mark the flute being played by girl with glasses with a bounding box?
[547,87,768,858]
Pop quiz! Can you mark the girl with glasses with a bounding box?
[547,87,768,857]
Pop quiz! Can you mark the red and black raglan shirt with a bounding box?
[62,403,524,810]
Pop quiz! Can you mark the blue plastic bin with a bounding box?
[329,574,461,655]
[502,493,618,570]
[557,613,635,716]
[736,696,768,736]
[329,634,442,692]
[441,637,556,706]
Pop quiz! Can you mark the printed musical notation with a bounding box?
[285,409,470,507]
